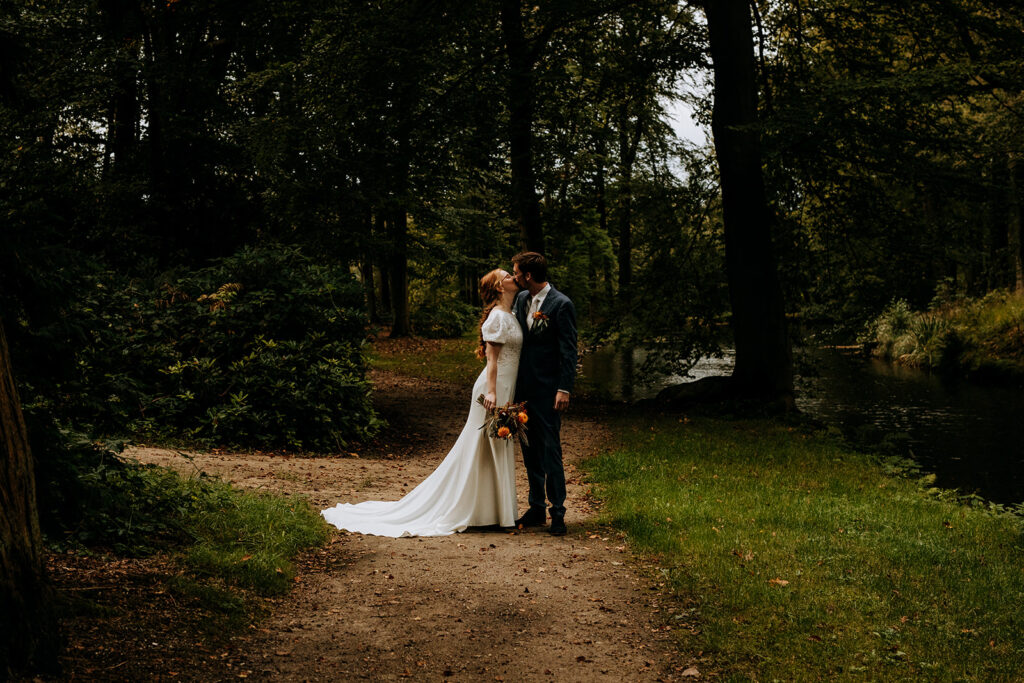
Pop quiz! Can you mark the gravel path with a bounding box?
[129,370,695,681]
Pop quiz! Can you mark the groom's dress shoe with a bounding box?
[515,508,547,528]
[548,516,567,536]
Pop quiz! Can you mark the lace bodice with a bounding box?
[480,308,523,369]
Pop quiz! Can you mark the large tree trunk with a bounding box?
[0,321,60,676]
[500,0,545,253]
[704,1,793,405]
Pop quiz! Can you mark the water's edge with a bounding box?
[580,346,1024,505]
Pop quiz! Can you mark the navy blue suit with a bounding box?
[514,285,577,518]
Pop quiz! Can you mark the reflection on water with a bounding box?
[580,347,735,401]
[581,346,1024,505]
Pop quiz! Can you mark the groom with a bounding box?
[512,252,577,536]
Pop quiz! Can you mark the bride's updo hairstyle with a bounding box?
[476,269,504,360]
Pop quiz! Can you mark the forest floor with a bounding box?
[50,345,702,681]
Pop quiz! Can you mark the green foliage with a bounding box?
[585,416,1024,680]
[29,410,182,554]
[761,0,1024,330]
[33,245,381,451]
[864,292,1024,380]
[411,299,479,339]
[29,410,327,595]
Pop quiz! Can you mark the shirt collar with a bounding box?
[532,283,551,303]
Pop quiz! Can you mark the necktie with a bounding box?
[527,295,539,330]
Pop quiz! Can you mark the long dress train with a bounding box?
[321,308,522,537]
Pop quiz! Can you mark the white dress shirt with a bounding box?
[526,283,551,330]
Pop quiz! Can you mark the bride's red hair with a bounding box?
[476,269,504,360]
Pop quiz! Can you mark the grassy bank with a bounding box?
[178,473,330,595]
[367,331,607,397]
[54,453,330,613]
[864,291,1024,381]
[584,416,1024,681]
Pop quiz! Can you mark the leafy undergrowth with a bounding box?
[46,460,330,678]
[584,415,1024,681]
[864,291,1024,382]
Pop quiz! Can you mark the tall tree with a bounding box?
[703,1,793,404]
[500,0,549,252]
[0,321,60,676]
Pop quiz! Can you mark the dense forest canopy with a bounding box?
[0,0,1021,416]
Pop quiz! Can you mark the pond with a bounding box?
[580,346,1024,506]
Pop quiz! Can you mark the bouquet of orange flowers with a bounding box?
[476,395,529,448]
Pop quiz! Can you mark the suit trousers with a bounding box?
[521,396,566,518]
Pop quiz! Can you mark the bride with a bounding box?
[321,269,523,537]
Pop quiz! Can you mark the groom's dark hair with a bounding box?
[512,252,548,283]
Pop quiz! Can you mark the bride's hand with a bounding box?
[483,392,497,411]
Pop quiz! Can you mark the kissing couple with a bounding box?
[322,251,578,537]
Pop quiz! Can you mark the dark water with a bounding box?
[581,347,1024,505]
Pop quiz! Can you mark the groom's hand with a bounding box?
[554,391,570,412]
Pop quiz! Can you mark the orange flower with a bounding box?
[497,426,511,439]
[532,311,548,320]
[517,411,528,424]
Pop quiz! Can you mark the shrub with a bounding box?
[861,299,914,359]
[54,244,381,450]
[30,410,328,593]
[863,291,1024,380]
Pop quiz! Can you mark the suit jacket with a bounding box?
[514,285,577,402]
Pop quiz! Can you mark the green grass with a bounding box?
[181,477,330,595]
[367,332,483,383]
[584,416,1024,681]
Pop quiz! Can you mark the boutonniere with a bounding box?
[531,311,550,334]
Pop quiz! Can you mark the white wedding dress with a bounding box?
[322,308,523,537]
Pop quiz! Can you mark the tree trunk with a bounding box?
[0,320,60,677]
[616,103,643,308]
[500,0,545,253]
[102,0,141,178]
[1009,153,1024,294]
[704,1,793,404]
[360,210,379,323]
[987,155,1009,291]
[595,134,616,304]
[374,211,392,318]
[617,166,633,305]
[387,198,412,337]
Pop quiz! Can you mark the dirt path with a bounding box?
[130,370,694,681]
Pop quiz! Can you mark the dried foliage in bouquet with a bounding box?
[476,395,529,448]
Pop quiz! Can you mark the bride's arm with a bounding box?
[482,341,503,411]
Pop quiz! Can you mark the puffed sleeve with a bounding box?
[480,309,510,344]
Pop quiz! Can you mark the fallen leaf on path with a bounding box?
[681,666,700,677]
